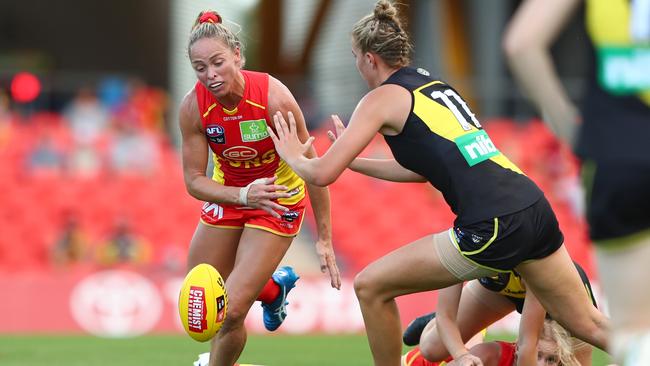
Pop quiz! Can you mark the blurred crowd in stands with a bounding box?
[0,78,193,274]
[0,78,594,278]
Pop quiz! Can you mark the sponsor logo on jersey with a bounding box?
[202,202,224,219]
[218,149,277,168]
[281,210,300,222]
[598,46,650,94]
[223,146,258,161]
[206,124,226,144]
[240,119,269,142]
[416,67,431,76]
[454,130,499,167]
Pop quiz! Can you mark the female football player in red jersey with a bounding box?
[404,263,595,365]
[402,319,580,366]
[178,10,341,366]
[268,1,608,365]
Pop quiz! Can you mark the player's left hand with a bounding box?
[326,114,346,144]
[315,238,341,290]
[268,111,315,165]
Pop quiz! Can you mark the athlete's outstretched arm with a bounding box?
[516,288,546,366]
[503,0,582,145]
[348,158,427,183]
[268,77,341,290]
[178,89,291,218]
[268,84,411,186]
[436,283,484,365]
[325,115,426,183]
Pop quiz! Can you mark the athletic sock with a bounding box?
[257,277,280,304]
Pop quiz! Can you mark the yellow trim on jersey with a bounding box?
[488,154,523,174]
[448,228,511,273]
[586,0,630,44]
[211,153,225,184]
[209,155,304,205]
[222,106,238,115]
[460,218,499,255]
[245,217,304,237]
[245,99,266,110]
[276,159,306,205]
[411,82,524,174]
[199,219,243,230]
[203,103,218,118]
[584,283,593,304]
[404,349,421,366]
[596,227,650,250]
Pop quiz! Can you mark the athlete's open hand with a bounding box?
[243,177,293,219]
[268,111,315,165]
[315,237,341,290]
[326,114,346,144]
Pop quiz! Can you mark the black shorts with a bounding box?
[582,160,650,241]
[452,196,564,271]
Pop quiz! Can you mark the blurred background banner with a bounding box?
[0,0,600,337]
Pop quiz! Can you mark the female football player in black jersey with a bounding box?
[268,1,609,365]
[504,0,650,363]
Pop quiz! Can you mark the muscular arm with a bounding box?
[502,0,582,145]
[349,158,427,182]
[516,287,546,366]
[179,89,241,205]
[269,84,412,187]
[268,77,341,289]
[436,284,472,359]
[324,112,425,183]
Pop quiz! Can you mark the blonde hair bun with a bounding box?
[374,0,398,22]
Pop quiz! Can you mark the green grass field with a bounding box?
[0,334,613,366]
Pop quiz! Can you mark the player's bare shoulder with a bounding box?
[358,84,411,133]
[179,87,202,132]
[267,75,297,115]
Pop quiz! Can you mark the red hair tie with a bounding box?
[199,12,222,24]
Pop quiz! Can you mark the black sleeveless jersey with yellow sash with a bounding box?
[382,67,543,226]
[579,0,650,163]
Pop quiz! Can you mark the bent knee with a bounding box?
[419,342,448,362]
[353,269,381,302]
[220,299,250,330]
[353,271,371,298]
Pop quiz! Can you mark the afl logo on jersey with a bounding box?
[206,125,226,144]
[223,146,258,161]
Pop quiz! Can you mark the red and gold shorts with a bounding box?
[199,199,305,237]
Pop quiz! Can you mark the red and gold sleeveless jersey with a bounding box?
[195,70,305,205]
